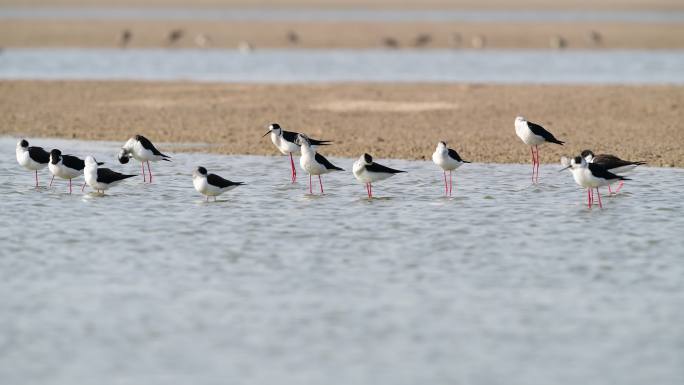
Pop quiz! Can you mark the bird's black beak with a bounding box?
[262,130,271,138]
[559,165,571,172]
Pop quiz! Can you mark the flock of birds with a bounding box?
[117,28,603,50]
[15,117,644,207]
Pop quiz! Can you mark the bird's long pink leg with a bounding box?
[319,175,324,194]
[365,183,369,197]
[141,162,146,182]
[535,145,541,183]
[309,174,312,194]
[615,181,624,193]
[289,152,296,183]
[449,170,453,196]
[147,161,153,183]
[530,146,535,183]
[443,171,448,195]
[35,170,38,187]
[49,175,54,187]
[81,182,86,192]
[369,183,373,198]
[68,178,72,194]
[608,185,613,194]
[596,188,603,208]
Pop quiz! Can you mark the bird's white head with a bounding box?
[17,139,29,150]
[515,116,526,124]
[85,156,99,168]
[571,155,587,169]
[262,123,282,138]
[580,150,595,162]
[295,133,311,147]
[193,166,208,179]
[436,141,448,151]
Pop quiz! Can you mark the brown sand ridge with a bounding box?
[1,81,682,167]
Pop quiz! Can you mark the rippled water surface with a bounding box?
[1,49,683,84]
[1,137,683,385]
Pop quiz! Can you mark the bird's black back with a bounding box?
[136,135,170,158]
[28,146,50,164]
[447,148,469,163]
[207,173,244,189]
[282,130,331,146]
[593,154,645,169]
[527,121,565,145]
[366,162,406,174]
[97,168,136,184]
[314,153,344,171]
[61,155,86,171]
[588,163,630,181]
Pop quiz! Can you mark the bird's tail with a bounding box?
[619,176,631,181]
[550,139,565,145]
[332,166,345,171]
[462,160,472,163]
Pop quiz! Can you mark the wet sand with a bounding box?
[1,80,682,166]
[2,20,683,49]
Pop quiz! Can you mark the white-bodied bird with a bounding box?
[432,141,469,196]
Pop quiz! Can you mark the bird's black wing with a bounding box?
[281,130,299,143]
[588,163,630,181]
[366,162,406,174]
[593,154,645,169]
[314,153,344,171]
[97,168,136,184]
[447,148,470,163]
[137,135,171,158]
[527,121,565,145]
[207,173,244,189]
[309,138,332,146]
[28,146,50,164]
[61,155,85,171]
[282,130,332,146]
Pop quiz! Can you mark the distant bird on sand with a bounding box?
[16,139,50,187]
[193,166,244,201]
[432,141,469,196]
[471,35,486,48]
[167,29,184,45]
[296,134,344,194]
[515,116,565,184]
[194,33,211,47]
[550,35,567,49]
[84,156,136,194]
[581,149,645,194]
[118,135,171,183]
[450,33,462,47]
[587,30,602,45]
[119,29,132,47]
[382,37,399,49]
[414,33,432,47]
[287,30,300,44]
[353,153,405,199]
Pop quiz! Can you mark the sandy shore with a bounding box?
[2,80,682,166]
[2,19,683,49]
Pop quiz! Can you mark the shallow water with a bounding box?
[2,49,683,84]
[1,7,683,23]
[1,136,683,385]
